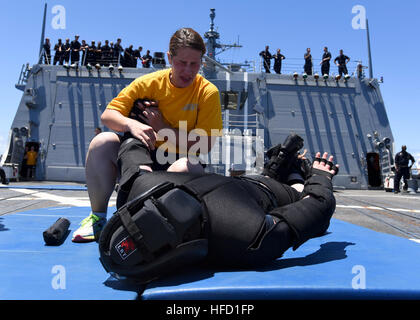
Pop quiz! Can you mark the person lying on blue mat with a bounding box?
[99,126,339,283]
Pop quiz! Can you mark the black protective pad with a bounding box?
[43,217,70,246]
[117,138,153,192]
[270,175,335,249]
[99,182,207,281]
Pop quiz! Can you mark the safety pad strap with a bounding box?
[179,174,232,201]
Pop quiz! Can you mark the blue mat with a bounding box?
[0,206,419,300]
[0,184,87,191]
[142,220,420,300]
[0,207,139,300]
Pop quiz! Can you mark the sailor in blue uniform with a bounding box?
[53,39,63,65]
[86,41,97,66]
[70,35,81,66]
[63,38,71,65]
[304,48,312,75]
[259,45,273,73]
[320,47,331,76]
[273,49,285,74]
[334,50,350,76]
[394,145,415,193]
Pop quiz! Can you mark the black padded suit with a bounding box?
[120,170,336,268]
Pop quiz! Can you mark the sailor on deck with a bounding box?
[304,48,312,75]
[259,45,273,73]
[43,38,51,64]
[70,35,81,66]
[320,47,331,76]
[394,145,415,193]
[273,49,285,74]
[72,27,223,243]
[334,50,350,77]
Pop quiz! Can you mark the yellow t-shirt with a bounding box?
[107,68,223,153]
[26,151,38,166]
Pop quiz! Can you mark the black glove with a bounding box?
[309,156,339,179]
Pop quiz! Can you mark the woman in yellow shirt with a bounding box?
[73,28,223,242]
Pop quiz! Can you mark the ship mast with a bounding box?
[203,8,242,71]
[38,3,47,64]
[204,8,219,60]
[366,18,374,79]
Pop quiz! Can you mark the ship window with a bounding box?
[220,91,238,110]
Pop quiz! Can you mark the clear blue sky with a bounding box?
[1,0,420,164]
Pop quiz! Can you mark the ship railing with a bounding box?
[38,51,163,70]
[17,63,31,86]
[258,57,367,78]
[37,47,125,68]
[222,112,260,132]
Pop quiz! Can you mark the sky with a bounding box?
[1,0,420,166]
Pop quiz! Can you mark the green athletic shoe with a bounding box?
[72,213,107,243]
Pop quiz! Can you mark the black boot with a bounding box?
[262,134,304,183]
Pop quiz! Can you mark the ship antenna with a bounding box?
[366,18,373,79]
[204,8,219,60]
[38,3,47,64]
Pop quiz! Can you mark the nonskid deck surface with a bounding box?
[0,181,419,299]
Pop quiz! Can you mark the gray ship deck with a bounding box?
[1,181,419,242]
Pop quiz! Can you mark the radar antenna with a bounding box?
[203,9,242,71]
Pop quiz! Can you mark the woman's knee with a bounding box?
[87,132,120,164]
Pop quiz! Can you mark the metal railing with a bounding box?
[37,47,369,79]
[17,63,31,85]
[258,57,367,78]
[37,47,153,69]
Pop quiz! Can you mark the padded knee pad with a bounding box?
[99,182,208,282]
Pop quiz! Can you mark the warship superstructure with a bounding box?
[2,8,394,190]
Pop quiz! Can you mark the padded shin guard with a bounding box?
[118,138,153,192]
[269,175,335,249]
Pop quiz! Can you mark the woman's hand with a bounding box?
[312,151,339,178]
[126,118,157,151]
